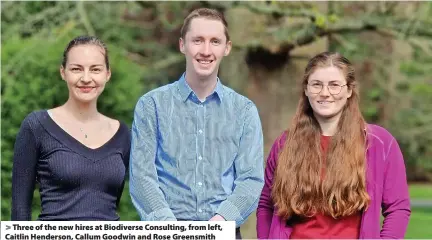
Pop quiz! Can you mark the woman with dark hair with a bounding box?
[257,52,410,239]
[12,36,130,220]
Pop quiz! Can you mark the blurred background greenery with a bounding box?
[1,1,431,239]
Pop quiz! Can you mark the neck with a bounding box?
[185,70,218,101]
[315,113,341,136]
[62,97,99,122]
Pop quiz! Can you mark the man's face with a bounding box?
[179,17,232,80]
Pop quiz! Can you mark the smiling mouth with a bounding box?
[77,86,96,92]
[317,101,334,104]
[196,59,213,64]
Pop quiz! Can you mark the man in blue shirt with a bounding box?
[129,8,264,239]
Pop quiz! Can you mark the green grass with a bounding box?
[409,184,432,199]
[406,184,432,238]
[406,207,432,239]
[379,184,432,238]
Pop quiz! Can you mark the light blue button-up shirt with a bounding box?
[129,74,264,227]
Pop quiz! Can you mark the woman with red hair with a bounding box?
[257,52,410,239]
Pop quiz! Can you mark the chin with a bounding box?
[314,110,341,120]
[73,94,98,103]
[77,98,97,103]
[196,69,215,78]
[191,63,217,76]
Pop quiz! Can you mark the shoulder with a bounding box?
[272,131,288,153]
[133,82,179,113]
[139,82,178,102]
[365,123,404,163]
[366,124,396,148]
[267,131,288,165]
[20,110,47,129]
[102,115,121,129]
[16,110,48,146]
[118,121,131,141]
[100,115,130,139]
[220,84,258,114]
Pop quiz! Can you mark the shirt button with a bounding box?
[198,182,202,186]
[198,129,203,134]
[198,209,203,213]
[198,156,202,160]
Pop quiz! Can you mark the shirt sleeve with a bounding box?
[215,103,264,227]
[380,137,411,238]
[129,96,177,221]
[11,113,39,220]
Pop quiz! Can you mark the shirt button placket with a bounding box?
[196,101,206,217]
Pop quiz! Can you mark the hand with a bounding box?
[209,214,226,221]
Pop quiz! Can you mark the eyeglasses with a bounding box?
[307,82,348,95]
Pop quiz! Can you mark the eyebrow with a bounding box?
[309,80,344,83]
[191,36,222,41]
[68,64,104,67]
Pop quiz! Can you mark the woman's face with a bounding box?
[60,44,111,103]
[305,66,352,121]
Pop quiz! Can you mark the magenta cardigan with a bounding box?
[257,124,411,239]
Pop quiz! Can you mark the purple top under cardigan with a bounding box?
[257,124,411,239]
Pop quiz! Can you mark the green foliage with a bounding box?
[329,24,432,181]
[391,43,432,181]
[1,33,147,220]
[2,1,432,227]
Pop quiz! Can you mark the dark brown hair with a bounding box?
[62,36,109,69]
[180,8,230,42]
[272,52,370,220]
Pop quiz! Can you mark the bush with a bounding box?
[1,33,154,220]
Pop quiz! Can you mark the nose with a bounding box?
[200,42,211,56]
[80,72,92,83]
[320,84,330,96]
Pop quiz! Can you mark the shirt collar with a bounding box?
[177,73,224,103]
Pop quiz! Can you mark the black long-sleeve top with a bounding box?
[11,110,130,220]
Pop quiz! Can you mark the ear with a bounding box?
[224,40,232,56]
[60,66,66,81]
[106,68,112,82]
[347,86,353,98]
[179,38,185,54]
[304,87,309,98]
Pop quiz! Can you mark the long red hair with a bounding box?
[272,52,370,220]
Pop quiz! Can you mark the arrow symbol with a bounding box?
[6,225,11,230]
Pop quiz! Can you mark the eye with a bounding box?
[71,68,81,72]
[193,39,202,44]
[330,83,341,87]
[91,68,102,73]
[312,83,322,87]
[211,39,221,45]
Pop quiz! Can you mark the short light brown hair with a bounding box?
[180,8,230,42]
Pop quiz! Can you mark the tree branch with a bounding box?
[235,13,432,54]
[243,2,317,20]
